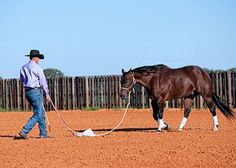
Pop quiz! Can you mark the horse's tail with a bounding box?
[212,92,235,120]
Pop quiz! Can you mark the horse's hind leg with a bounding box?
[151,100,159,121]
[178,98,192,131]
[203,95,219,131]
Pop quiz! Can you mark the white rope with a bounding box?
[93,92,130,137]
[50,92,131,137]
[49,100,75,135]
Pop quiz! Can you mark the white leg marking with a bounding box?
[178,117,188,131]
[158,119,166,131]
[213,116,219,131]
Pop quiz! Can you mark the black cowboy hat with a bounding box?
[25,49,44,59]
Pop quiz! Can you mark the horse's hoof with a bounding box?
[165,124,172,132]
[213,125,219,131]
[178,128,183,131]
[162,122,170,130]
[157,129,163,133]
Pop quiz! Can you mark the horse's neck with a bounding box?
[133,73,153,89]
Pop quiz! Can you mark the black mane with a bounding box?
[131,64,169,74]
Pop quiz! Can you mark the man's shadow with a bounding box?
[0,134,23,140]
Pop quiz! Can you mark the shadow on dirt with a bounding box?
[75,127,158,133]
[0,134,28,140]
[0,134,55,140]
[0,134,24,140]
[0,135,16,138]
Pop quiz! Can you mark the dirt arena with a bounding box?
[0,108,236,168]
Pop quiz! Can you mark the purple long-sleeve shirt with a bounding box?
[20,60,49,96]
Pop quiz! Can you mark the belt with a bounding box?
[25,87,40,92]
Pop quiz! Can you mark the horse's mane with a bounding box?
[131,64,170,74]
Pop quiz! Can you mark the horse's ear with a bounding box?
[122,68,125,74]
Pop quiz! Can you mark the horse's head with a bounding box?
[120,68,136,100]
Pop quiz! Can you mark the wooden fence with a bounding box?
[0,72,235,111]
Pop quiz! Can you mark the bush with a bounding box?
[44,68,64,78]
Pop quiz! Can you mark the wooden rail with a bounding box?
[0,72,235,111]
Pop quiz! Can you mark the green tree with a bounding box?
[203,68,225,73]
[44,68,64,78]
[228,67,236,72]
[203,68,214,73]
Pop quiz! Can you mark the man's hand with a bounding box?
[45,95,51,102]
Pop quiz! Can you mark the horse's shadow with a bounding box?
[0,128,157,139]
[75,127,158,133]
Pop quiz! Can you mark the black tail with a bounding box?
[212,92,235,120]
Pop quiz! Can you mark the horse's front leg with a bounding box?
[156,101,171,132]
[157,105,166,131]
[151,99,170,132]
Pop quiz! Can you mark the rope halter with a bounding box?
[121,73,136,92]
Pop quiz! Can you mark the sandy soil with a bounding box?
[0,108,236,168]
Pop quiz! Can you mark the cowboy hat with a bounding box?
[25,49,44,59]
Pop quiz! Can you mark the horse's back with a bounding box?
[173,65,210,79]
[167,65,212,95]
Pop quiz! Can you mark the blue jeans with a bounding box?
[21,88,47,137]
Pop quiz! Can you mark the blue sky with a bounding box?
[1,0,236,78]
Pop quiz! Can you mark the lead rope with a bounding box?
[93,92,131,137]
[49,99,76,135]
[49,92,131,137]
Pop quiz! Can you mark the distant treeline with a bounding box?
[204,67,236,73]
[0,67,236,79]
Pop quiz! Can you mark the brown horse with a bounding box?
[120,64,234,131]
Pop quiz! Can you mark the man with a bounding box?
[19,49,50,139]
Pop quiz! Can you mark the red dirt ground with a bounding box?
[0,108,236,168]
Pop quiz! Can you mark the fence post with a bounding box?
[141,86,145,109]
[0,80,2,109]
[71,77,74,109]
[17,80,20,111]
[227,71,232,106]
[215,72,219,95]
[115,76,119,108]
[200,96,204,108]
[219,72,223,98]
[5,80,9,110]
[85,77,89,108]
